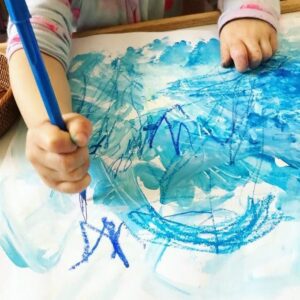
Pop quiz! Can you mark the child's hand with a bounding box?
[26,113,93,194]
[220,19,278,72]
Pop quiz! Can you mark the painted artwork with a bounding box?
[0,12,300,300]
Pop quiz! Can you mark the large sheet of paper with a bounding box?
[0,12,300,300]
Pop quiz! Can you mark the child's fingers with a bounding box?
[28,143,90,192]
[260,39,273,61]
[28,122,77,154]
[64,113,93,148]
[26,141,89,174]
[26,113,92,193]
[220,42,232,67]
[40,146,89,174]
[55,174,91,194]
[244,40,262,69]
[26,144,55,172]
[40,172,91,194]
[229,41,249,72]
[58,160,90,182]
[35,158,90,183]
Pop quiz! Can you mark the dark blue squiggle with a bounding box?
[143,105,194,155]
[70,218,129,270]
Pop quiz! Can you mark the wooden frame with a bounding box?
[1,0,300,53]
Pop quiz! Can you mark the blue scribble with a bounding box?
[143,104,194,155]
[1,34,300,273]
[127,195,292,254]
[70,218,129,270]
[67,35,300,257]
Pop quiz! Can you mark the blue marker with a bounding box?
[4,0,88,222]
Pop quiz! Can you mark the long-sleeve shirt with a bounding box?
[7,0,280,69]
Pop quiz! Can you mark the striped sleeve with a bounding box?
[6,0,75,69]
[218,0,281,32]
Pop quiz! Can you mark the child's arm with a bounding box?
[218,0,280,72]
[7,0,75,127]
[9,50,92,193]
[9,51,71,128]
[7,1,92,193]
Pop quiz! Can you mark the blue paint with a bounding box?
[159,40,191,65]
[186,38,220,66]
[1,33,300,275]
[148,38,168,51]
[67,36,300,258]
